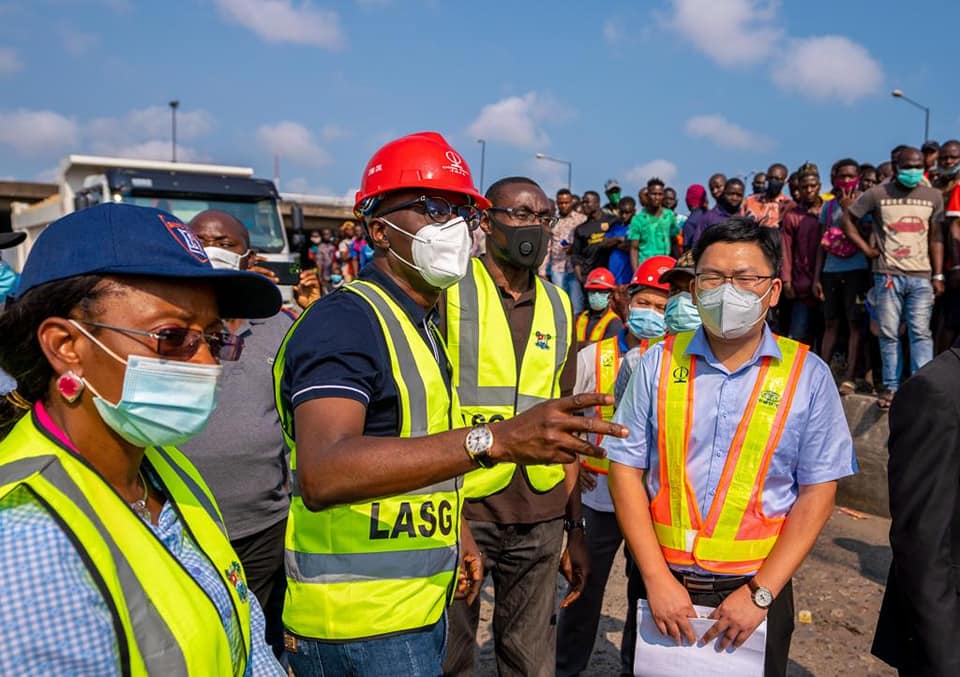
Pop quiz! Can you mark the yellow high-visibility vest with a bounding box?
[275,280,464,640]
[446,257,572,498]
[0,413,251,676]
[575,308,619,344]
[649,330,809,575]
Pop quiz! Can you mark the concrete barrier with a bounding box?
[837,394,890,517]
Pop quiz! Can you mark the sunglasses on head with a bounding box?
[81,321,244,361]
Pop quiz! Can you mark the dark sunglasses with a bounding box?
[376,195,481,230]
[81,321,244,361]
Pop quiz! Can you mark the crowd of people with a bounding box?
[0,130,954,677]
[544,138,957,409]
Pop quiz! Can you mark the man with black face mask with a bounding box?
[443,176,590,677]
[743,163,790,228]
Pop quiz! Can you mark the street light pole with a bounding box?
[476,139,486,193]
[535,152,573,190]
[168,100,180,162]
[891,89,930,144]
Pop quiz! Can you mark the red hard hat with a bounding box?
[354,131,490,212]
[585,267,616,290]
[628,255,676,292]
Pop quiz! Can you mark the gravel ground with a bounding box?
[474,508,895,676]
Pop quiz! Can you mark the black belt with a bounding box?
[671,570,752,593]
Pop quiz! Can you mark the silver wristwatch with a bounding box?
[464,424,496,468]
[748,578,774,609]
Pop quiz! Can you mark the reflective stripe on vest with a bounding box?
[649,331,809,575]
[580,336,622,475]
[575,308,618,344]
[275,279,464,641]
[0,414,250,676]
[446,258,572,498]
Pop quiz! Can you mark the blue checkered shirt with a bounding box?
[0,485,284,676]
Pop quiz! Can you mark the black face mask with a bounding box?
[489,215,549,270]
[764,179,784,198]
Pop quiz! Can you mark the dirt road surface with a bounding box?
[474,508,895,676]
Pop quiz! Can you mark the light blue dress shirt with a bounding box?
[606,326,857,574]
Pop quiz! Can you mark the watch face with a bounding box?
[467,426,492,454]
[754,587,774,608]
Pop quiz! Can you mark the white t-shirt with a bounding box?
[575,341,620,513]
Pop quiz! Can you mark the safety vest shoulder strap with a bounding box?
[589,308,618,342]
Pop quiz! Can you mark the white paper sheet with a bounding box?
[633,600,766,676]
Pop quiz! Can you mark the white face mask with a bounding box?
[379,215,471,289]
[696,282,773,340]
[204,246,250,271]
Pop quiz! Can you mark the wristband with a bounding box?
[932,273,946,282]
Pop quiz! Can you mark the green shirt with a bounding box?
[627,208,678,260]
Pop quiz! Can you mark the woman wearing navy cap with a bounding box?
[0,203,284,676]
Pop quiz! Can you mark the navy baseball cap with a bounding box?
[16,203,282,318]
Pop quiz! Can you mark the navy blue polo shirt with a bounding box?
[280,264,452,437]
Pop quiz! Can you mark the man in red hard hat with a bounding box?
[273,132,627,676]
[576,267,623,344]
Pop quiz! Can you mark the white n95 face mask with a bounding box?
[380,215,471,289]
[204,246,251,271]
[696,282,772,340]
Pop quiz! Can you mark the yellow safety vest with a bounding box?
[275,280,464,641]
[0,413,251,676]
[649,331,809,575]
[575,308,619,344]
[446,257,572,499]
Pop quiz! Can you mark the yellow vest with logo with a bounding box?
[575,308,619,344]
[446,257,572,498]
[649,330,809,575]
[275,280,464,640]
[0,413,251,676]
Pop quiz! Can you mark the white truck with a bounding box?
[9,156,301,294]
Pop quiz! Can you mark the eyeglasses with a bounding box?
[81,321,244,361]
[376,195,481,230]
[487,207,559,228]
[696,273,775,291]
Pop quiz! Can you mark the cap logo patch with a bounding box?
[442,150,468,176]
[368,163,383,176]
[159,214,208,263]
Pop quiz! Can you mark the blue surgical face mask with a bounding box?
[627,307,665,339]
[940,163,960,177]
[0,258,19,300]
[896,168,924,188]
[664,292,701,334]
[588,291,611,312]
[70,320,222,447]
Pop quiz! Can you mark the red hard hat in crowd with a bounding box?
[628,255,676,292]
[354,131,491,212]
[585,267,617,290]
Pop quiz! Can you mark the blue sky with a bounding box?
[0,0,957,206]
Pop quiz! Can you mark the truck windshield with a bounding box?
[125,196,286,253]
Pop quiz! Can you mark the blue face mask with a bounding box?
[664,292,701,334]
[0,258,18,300]
[941,163,960,177]
[896,168,924,188]
[71,321,222,447]
[627,306,665,339]
[588,291,611,312]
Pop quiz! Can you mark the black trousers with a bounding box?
[624,567,795,677]
[231,516,288,658]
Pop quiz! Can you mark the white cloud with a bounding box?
[59,27,101,56]
[467,92,571,149]
[685,114,774,151]
[105,140,205,162]
[602,19,622,45]
[84,106,214,158]
[214,0,345,50]
[0,109,78,155]
[667,0,782,67]
[525,158,569,197]
[772,35,883,104]
[319,123,350,141]
[0,47,21,76]
[256,121,331,167]
[624,160,679,187]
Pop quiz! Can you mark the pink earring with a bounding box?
[56,371,84,403]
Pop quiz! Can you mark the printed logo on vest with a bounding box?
[758,390,781,407]
[672,366,689,384]
[225,561,249,603]
[600,352,615,368]
[535,331,552,350]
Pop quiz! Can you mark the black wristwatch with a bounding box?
[563,517,586,533]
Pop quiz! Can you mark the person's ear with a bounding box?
[367,219,391,251]
[480,211,493,237]
[37,318,85,379]
[768,278,782,308]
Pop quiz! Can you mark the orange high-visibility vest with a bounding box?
[649,330,808,575]
[575,308,619,344]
